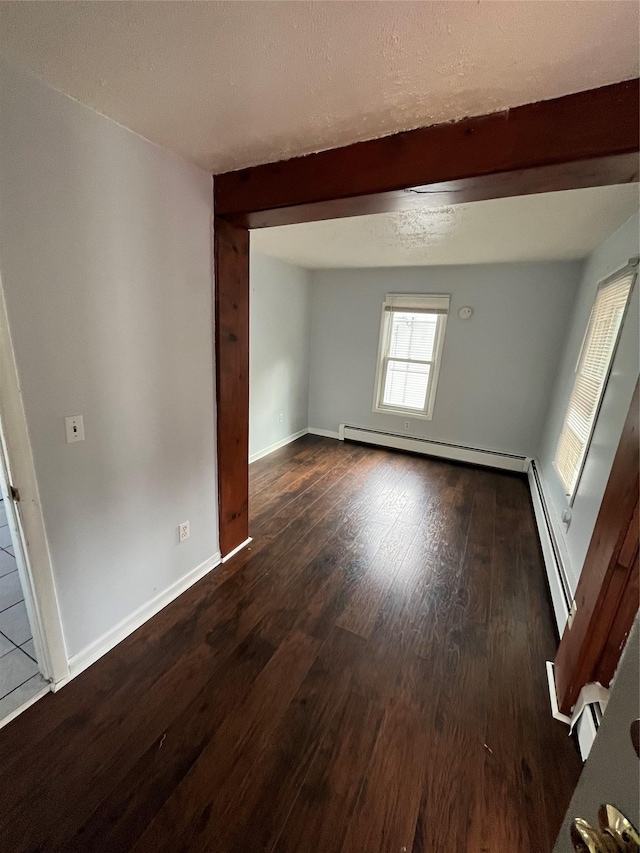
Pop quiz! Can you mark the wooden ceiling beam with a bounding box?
[214,79,639,229]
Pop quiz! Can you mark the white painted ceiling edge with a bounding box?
[251,184,640,269]
[0,1,638,172]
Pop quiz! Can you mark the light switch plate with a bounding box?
[65,415,85,443]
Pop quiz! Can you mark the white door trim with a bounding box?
[0,277,68,684]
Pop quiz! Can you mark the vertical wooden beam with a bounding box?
[554,381,640,715]
[214,216,249,556]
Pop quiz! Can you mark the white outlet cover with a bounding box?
[179,521,190,542]
[65,415,85,443]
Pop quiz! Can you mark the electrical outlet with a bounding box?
[179,521,190,542]
[65,415,85,443]
[279,413,284,423]
[404,421,410,431]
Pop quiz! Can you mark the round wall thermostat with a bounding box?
[458,306,473,320]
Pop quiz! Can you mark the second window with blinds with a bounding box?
[373,293,449,419]
[554,264,636,503]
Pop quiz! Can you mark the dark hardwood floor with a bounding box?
[0,435,582,852]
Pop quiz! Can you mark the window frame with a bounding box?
[553,262,637,506]
[372,293,449,421]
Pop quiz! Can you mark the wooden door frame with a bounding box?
[554,381,639,716]
[213,78,639,557]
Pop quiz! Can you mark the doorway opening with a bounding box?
[0,277,68,724]
[0,436,48,725]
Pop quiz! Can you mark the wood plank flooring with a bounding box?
[0,435,582,852]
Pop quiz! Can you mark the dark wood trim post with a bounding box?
[214,216,250,557]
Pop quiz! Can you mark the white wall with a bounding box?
[0,61,218,660]
[537,213,639,594]
[308,263,581,456]
[249,251,312,461]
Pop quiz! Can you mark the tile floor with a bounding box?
[0,499,47,721]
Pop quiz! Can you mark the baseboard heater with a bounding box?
[528,460,572,617]
[340,425,529,473]
[529,459,601,759]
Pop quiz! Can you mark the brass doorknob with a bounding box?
[571,805,639,852]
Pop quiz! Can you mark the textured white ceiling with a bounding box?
[251,185,640,268]
[0,1,638,173]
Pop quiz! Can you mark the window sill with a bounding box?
[373,405,433,422]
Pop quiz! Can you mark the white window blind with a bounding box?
[554,266,635,501]
[374,294,449,419]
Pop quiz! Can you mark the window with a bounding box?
[373,293,449,419]
[554,264,636,503]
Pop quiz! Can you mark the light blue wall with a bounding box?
[537,212,639,594]
[0,61,218,659]
[308,262,581,456]
[249,252,312,460]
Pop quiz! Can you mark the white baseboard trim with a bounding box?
[545,660,598,761]
[221,537,252,563]
[249,428,309,463]
[308,427,341,440]
[545,661,572,725]
[527,460,571,637]
[55,551,222,690]
[340,425,529,473]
